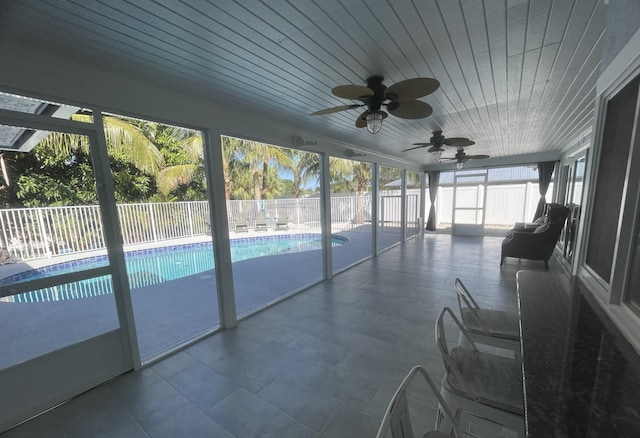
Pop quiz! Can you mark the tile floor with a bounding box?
[1,234,561,437]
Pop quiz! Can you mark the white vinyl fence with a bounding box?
[435,182,553,226]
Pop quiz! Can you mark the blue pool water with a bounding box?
[2,234,347,303]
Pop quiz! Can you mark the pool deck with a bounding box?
[1,228,405,368]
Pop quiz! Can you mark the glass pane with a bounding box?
[455,186,482,208]
[378,166,402,248]
[0,127,118,370]
[329,158,373,272]
[224,137,323,317]
[103,114,217,361]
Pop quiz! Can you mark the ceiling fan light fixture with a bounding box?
[456,161,464,169]
[432,150,442,161]
[365,111,385,134]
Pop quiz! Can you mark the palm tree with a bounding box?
[221,136,253,200]
[328,157,372,225]
[38,114,165,176]
[283,149,318,198]
[155,129,205,199]
[238,141,290,201]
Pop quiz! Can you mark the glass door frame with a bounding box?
[0,106,136,432]
[452,169,488,236]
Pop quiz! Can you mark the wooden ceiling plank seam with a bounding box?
[528,7,604,146]
[436,0,494,138]
[173,0,362,98]
[389,0,480,137]
[355,0,426,80]
[545,102,594,149]
[60,0,312,102]
[482,0,509,156]
[380,0,476,137]
[542,56,601,143]
[84,0,352,119]
[524,0,554,52]
[385,0,443,85]
[311,0,408,82]
[458,0,502,155]
[524,0,601,140]
[143,0,349,98]
[412,0,483,136]
[548,100,596,149]
[515,47,543,149]
[515,0,554,149]
[518,43,561,147]
[208,0,366,90]
[8,5,334,129]
[331,0,415,83]
[516,0,580,153]
[265,0,377,79]
[360,0,426,81]
[511,0,531,154]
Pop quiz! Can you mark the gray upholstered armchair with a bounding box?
[500,203,570,268]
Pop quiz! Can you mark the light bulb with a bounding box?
[365,112,384,134]
[456,162,464,169]
[432,150,442,161]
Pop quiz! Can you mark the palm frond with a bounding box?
[157,164,197,196]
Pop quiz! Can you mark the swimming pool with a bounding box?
[2,234,348,303]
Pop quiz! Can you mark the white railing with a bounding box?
[1,195,393,261]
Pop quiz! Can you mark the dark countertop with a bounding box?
[516,270,640,437]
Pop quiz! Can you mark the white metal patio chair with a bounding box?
[376,365,470,438]
[454,278,521,362]
[435,307,525,438]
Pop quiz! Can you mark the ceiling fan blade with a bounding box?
[444,137,475,147]
[311,104,362,115]
[465,154,490,160]
[388,100,433,119]
[401,144,429,152]
[355,111,368,128]
[332,85,374,100]
[438,157,457,161]
[411,142,433,146]
[385,78,440,100]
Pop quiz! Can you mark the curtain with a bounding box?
[533,161,555,220]
[426,171,440,231]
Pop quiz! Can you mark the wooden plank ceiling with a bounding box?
[0,0,605,166]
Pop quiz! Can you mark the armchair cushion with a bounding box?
[532,223,549,234]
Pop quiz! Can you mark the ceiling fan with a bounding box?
[401,130,475,161]
[440,148,490,169]
[311,76,439,134]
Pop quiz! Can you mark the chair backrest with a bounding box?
[255,210,266,223]
[277,210,287,223]
[376,365,463,438]
[436,307,479,398]
[454,278,490,335]
[236,211,247,224]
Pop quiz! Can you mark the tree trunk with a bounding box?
[223,159,231,200]
[262,160,269,200]
[253,165,261,201]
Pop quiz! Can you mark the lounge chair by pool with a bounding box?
[276,211,288,231]
[255,210,268,231]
